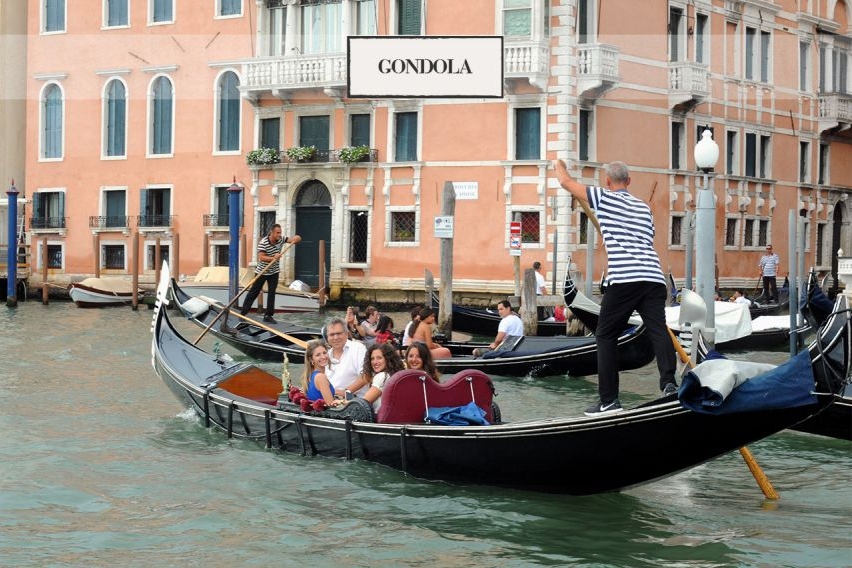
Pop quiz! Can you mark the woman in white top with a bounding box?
[345,343,405,413]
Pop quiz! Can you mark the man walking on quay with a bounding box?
[239,224,299,325]
[553,159,677,416]
[758,244,781,303]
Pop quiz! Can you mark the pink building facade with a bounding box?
[24,0,852,301]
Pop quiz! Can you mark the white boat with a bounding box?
[179,266,320,313]
[68,277,141,308]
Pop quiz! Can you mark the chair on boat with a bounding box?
[376,369,498,424]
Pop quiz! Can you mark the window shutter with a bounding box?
[398,0,421,35]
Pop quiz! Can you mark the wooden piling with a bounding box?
[155,238,161,291]
[131,231,139,310]
[41,238,49,305]
[521,268,538,336]
[93,233,100,278]
[318,239,327,310]
[172,233,180,279]
[202,232,209,267]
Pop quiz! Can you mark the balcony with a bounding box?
[89,216,130,232]
[203,214,246,229]
[241,41,552,99]
[504,40,550,91]
[30,216,66,231]
[577,44,620,101]
[242,53,347,101]
[818,93,852,135]
[669,62,710,112]
[137,215,174,230]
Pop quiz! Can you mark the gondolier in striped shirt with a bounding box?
[758,245,781,303]
[238,224,298,325]
[554,160,677,416]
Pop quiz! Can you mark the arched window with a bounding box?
[105,79,127,157]
[217,71,240,152]
[42,84,63,159]
[151,76,173,155]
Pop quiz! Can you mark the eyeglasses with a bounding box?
[327,331,345,337]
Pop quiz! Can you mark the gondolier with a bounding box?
[758,245,781,303]
[554,159,677,416]
[239,224,299,325]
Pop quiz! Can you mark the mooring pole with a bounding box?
[227,178,243,300]
[437,181,455,338]
[6,180,19,307]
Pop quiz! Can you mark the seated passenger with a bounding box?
[402,305,423,348]
[730,288,752,306]
[374,315,397,346]
[356,305,380,344]
[404,342,441,382]
[473,300,524,357]
[409,307,452,359]
[346,343,405,413]
[300,339,338,405]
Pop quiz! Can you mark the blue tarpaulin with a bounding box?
[680,350,817,414]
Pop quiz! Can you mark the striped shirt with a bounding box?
[255,235,286,275]
[758,253,780,277]
[587,186,665,286]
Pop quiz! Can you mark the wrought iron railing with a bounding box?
[329,148,379,164]
[203,214,244,227]
[89,215,130,229]
[30,216,66,230]
[137,215,174,228]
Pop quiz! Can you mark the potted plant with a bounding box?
[285,145,317,163]
[338,144,371,164]
[246,147,280,166]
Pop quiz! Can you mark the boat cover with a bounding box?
[666,301,752,343]
[680,349,816,414]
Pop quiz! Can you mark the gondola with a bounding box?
[150,262,852,495]
[748,276,790,318]
[171,271,654,378]
[563,270,809,352]
[445,301,569,337]
[170,281,323,360]
[68,277,142,307]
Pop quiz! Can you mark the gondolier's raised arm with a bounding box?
[553,159,589,204]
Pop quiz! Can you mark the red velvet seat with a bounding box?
[376,369,496,424]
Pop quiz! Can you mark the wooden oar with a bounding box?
[220,309,310,350]
[666,326,779,500]
[193,237,299,345]
[753,268,763,298]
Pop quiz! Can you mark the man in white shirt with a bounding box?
[533,261,549,320]
[473,300,524,357]
[731,289,752,306]
[324,317,368,396]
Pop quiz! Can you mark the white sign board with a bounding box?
[434,216,454,238]
[509,235,522,256]
[452,182,479,200]
[348,36,504,98]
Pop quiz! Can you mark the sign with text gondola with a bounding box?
[347,36,504,98]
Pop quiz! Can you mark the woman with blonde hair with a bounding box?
[300,339,337,405]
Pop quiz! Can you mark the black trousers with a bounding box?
[762,276,778,302]
[596,281,676,403]
[240,272,279,318]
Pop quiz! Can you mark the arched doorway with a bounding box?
[294,180,331,288]
[831,201,844,295]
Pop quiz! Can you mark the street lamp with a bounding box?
[694,130,719,350]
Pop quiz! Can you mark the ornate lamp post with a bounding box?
[694,130,720,350]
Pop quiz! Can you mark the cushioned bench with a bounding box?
[376,369,496,424]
